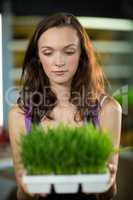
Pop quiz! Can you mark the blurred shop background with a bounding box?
[0,0,133,199]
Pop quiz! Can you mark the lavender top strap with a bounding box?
[90,109,99,128]
[24,113,32,133]
[85,101,100,128]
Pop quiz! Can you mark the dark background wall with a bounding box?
[0,0,133,19]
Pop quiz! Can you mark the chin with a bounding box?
[51,77,71,84]
[53,80,69,84]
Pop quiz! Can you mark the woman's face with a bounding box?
[38,26,81,85]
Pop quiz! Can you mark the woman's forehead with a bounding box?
[38,27,80,49]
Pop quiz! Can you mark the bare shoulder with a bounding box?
[8,104,25,136]
[8,104,24,115]
[8,104,25,121]
[100,95,122,114]
[99,95,122,137]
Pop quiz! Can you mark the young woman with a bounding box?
[8,12,122,200]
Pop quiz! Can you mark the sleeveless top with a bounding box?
[25,103,98,133]
[24,95,108,133]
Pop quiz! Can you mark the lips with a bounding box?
[53,71,67,73]
[53,71,67,75]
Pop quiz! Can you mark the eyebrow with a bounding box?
[41,43,78,50]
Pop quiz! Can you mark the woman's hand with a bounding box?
[18,172,49,198]
[21,182,49,197]
[107,162,117,189]
[39,193,49,197]
[107,163,116,175]
[20,182,35,197]
[81,163,117,195]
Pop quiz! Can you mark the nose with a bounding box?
[55,63,65,67]
[55,53,65,67]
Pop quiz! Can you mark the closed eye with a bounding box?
[43,52,52,56]
[65,51,75,55]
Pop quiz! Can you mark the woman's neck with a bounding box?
[50,82,71,107]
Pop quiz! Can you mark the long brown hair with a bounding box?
[17,12,108,124]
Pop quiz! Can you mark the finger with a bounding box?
[40,193,48,197]
[81,190,90,195]
[108,163,116,174]
[22,183,35,197]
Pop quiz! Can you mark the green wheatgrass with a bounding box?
[19,122,114,175]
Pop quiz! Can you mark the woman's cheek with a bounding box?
[41,60,52,76]
[68,55,79,72]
